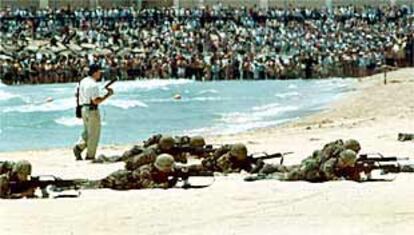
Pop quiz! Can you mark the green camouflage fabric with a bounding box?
[0,160,33,199]
[343,139,361,153]
[93,135,190,165]
[250,139,362,182]
[189,136,206,148]
[125,148,158,171]
[154,154,175,172]
[0,161,14,175]
[100,164,174,190]
[0,174,11,198]
[229,143,248,161]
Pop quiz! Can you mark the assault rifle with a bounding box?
[9,175,87,198]
[104,78,117,89]
[170,144,217,156]
[246,151,293,174]
[247,151,293,165]
[169,166,215,189]
[351,153,413,180]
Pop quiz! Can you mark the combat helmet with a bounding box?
[158,135,175,151]
[12,160,32,176]
[229,143,248,161]
[189,136,206,148]
[344,139,361,153]
[338,149,357,168]
[154,154,175,173]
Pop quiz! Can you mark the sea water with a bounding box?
[0,78,355,152]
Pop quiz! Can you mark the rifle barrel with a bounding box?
[104,79,116,89]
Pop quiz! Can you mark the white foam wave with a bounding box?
[55,116,107,127]
[220,104,299,124]
[288,84,298,89]
[185,119,293,136]
[2,98,74,113]
[55,116,83,126]
[112,79,193,92]
[0,90,19,101]
[220,112,261,124]
[198,89,219,95]
[146,96,224,103]
[275,91,300,99]
[252,102,280,111]
[106,99,148,109]
[49,87,71,93]
[191,97,223,102]
[146,98,172,103]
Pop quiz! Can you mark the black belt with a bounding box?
[81,104,98,110]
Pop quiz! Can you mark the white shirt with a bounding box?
[78,76,100,105]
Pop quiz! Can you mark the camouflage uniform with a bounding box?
[88,154,177,190]
[0,160,33,199]
[99,165,172,190]
[196,143,256,173]
[246,139,363,182]
[283,139,360,182]
[93,135,187,167]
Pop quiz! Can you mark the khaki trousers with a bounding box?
[76,107,101,159]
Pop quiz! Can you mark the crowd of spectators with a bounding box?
[1,4,414,84]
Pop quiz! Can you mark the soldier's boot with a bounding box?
[244,174,268,182]
[73,146,83,161]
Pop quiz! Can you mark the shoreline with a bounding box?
[1,68,414,235]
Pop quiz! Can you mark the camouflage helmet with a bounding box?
[344,139,361,153]
[338,149,357,168]
[12,160,32,176]
[154,154,175,172]
[300,158,319,172]
[229,143,248,161]
[158,135,175,151]
[189,136,206,148]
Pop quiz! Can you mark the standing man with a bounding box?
[73,64,114,161]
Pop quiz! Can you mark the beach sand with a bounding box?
[1,69,414,235]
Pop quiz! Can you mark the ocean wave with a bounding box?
[252,102,281,111]
[54,116,83,126]
[275,91,300,99]
[106,99,148,109]
[185,118,293,136]
[146,96,224,103]
[220,104,299,124]
[146,98,173,103]
[55,116,107,127]
[220,112,261,124]
[198,89,219,95]
[288,84,298,89]
[111,79,193,92]
[3,98,74,113]
[191,96,223,102]
[49,87,72,93]
[0,90,20,101]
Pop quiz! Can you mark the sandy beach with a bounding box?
[1,69,414,235]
